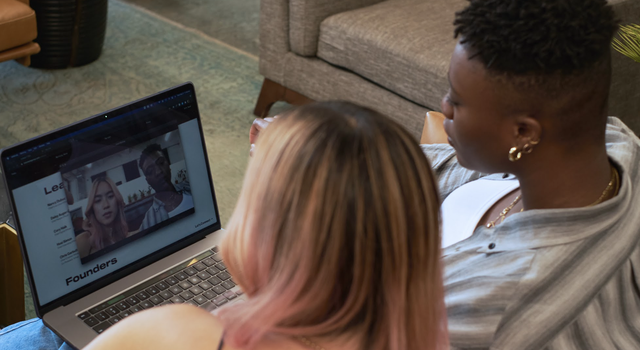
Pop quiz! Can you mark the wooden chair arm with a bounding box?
[0,223,25,327]
[420,111,448,144]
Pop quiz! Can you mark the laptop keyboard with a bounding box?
[76,247,243,334]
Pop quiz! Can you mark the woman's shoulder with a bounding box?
[76,231,90,239]
[85,304,313,350]
[75,231,91,254]
[85,304,224,350]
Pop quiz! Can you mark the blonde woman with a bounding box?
[85,102,448,350]
[76,177,130,259]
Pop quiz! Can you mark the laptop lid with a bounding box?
[0,83,221,317]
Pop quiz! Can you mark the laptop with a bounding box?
[0,83,244,349]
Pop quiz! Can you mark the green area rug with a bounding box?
[0,0,282,320]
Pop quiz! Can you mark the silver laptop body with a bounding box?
[1,83,242,349]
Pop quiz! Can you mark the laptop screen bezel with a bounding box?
[0,82,222,316]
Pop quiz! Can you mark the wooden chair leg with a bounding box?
[16,55,31,67]
[253,78,314,117]
[253,78,284,117]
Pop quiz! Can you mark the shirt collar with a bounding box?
[446,157,632,254]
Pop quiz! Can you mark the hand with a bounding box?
[249,116,277,156]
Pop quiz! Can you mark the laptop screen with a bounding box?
[1,83,220,309]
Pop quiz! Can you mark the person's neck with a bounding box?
[293,329,364,350]
[516,143,612,210]
[104,226,114,240]
[156,187,180,210]
[155,188,179,205]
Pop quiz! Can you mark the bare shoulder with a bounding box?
[75,231,91,257]
[75,231,89,242]
[85,304,224,350]
[85,304,310,350]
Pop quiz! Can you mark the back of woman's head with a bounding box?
[220,101,447,350]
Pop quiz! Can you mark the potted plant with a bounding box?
[175,169,187,184]
[139,189,146,199]
[613,24,640,63]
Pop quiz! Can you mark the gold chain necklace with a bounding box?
[296,336,326,350]
[587,165,619,207]
[486,194,522,228]
[486,164,620,229]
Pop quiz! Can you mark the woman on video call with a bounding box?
[76,177,130,259]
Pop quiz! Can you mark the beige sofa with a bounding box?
[254,0,640,138]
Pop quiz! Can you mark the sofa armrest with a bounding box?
[609,0,640,28]
[421,112,448,144]
[259,0,291,84]
[607,0,640,128]
[289,0,385,57]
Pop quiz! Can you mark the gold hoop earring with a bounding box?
[508,147,522,162]
[522,138,540,154]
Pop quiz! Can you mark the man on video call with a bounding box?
[138,144,192,231]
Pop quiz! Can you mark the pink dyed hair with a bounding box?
[220,102,448,350]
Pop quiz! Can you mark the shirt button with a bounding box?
[488,243,496,249]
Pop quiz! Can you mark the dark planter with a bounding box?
[30,0,108,68]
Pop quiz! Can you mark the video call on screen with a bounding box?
[3,89,219,306]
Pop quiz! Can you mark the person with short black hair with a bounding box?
[137,143,192,231]
[249,0,640,348]
[429,0,640,349]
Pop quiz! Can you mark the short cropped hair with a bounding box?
[138,143,163,170]
[454,0,618,76]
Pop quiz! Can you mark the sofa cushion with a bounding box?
[0,0,37,52]
[289,0,384,57]
[317,0,466,110]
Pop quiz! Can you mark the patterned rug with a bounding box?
[0,0,282,320]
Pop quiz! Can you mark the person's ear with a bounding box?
[507,115,542,162]
[512,114,542,146]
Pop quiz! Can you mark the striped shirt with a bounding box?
[139,182,191,231]
[422,117,640,350]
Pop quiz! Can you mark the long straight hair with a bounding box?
[83,177,128,251]
[220,102,447,350]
